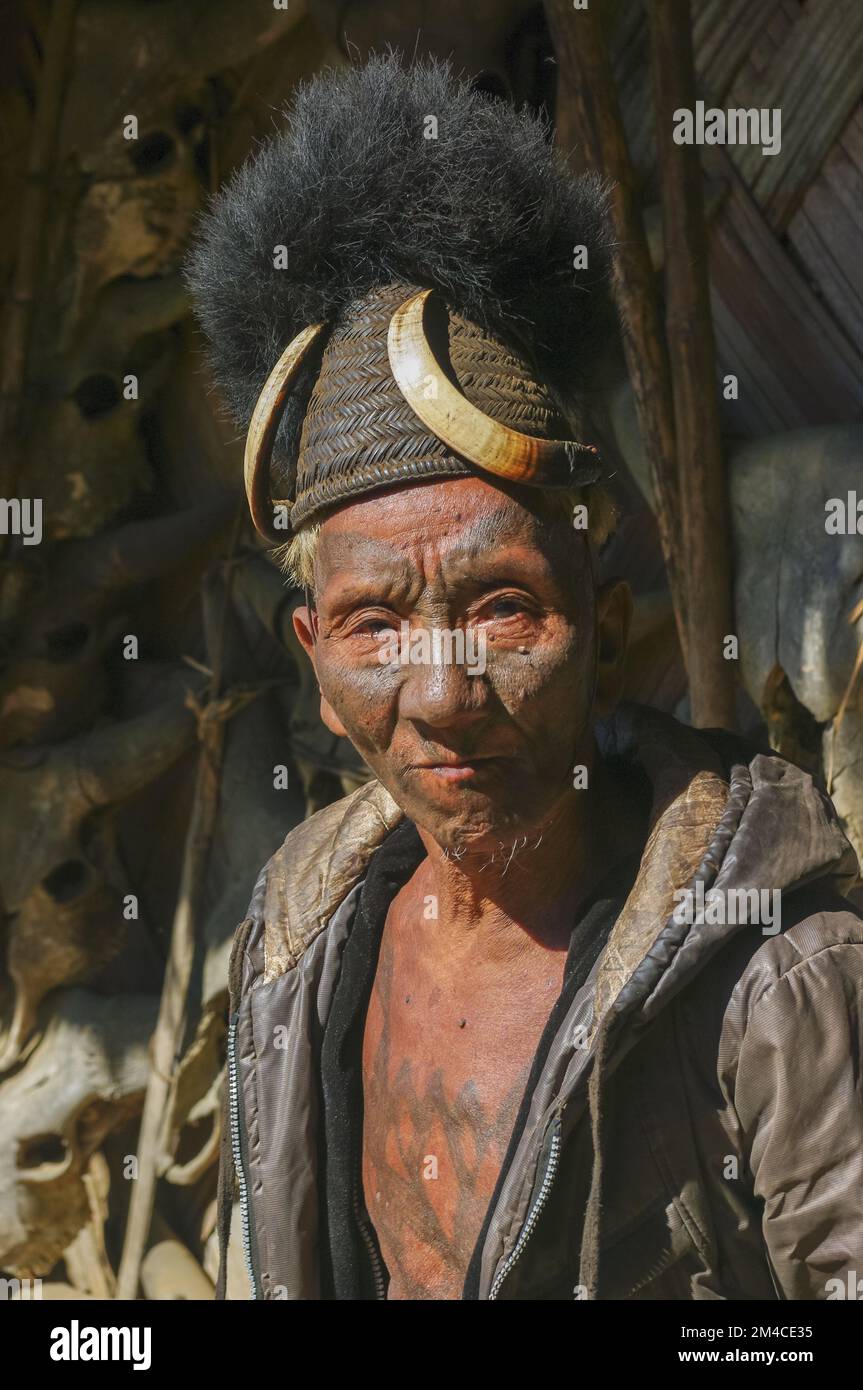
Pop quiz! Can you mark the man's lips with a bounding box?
[407,755,508,782]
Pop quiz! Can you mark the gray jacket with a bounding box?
[216,704,863,1299]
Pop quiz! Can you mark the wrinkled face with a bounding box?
[293,476,629,853]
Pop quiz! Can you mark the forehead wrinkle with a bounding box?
[315,528,416,588]
[437,503,553,565]
[399,503,544,575]
[315,496,575,599]
[317,503,519,573]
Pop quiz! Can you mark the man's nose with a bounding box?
[397,650,490,731]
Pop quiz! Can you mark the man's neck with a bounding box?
[410,756,645,959]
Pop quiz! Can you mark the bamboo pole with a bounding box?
[648,0,737,730]
[115,509,243,1301]
[543,0,688,658]
[114,702,225,1301]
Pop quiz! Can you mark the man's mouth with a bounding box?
[408,755,506,783]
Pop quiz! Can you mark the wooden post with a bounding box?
[544,0,688,659]
[648,0,737,730]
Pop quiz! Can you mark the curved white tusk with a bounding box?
[243,321,327,542]
[387,288,601,487]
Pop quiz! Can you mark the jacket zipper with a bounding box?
[352,1164,387,1299]
[487,1115,563,1301]
[227,1014,259,1300]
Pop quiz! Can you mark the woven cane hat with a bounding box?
[186,55,614,541]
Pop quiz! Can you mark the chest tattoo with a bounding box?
[361,918,554,1299]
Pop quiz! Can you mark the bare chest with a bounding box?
[360,903,567,1299]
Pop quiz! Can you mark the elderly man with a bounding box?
[188,57,863,1301]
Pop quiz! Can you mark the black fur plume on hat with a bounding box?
[185,52,615,440]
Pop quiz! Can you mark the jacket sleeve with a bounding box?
[729,928,863,1300]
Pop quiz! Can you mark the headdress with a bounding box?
[186,54,613,541]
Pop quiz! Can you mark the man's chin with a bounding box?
[390,768,551,856]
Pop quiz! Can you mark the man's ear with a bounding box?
[593,577,632,719]
[291,604,350,739]
[291,604,317,663]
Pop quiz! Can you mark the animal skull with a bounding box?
[0,988,155,1276]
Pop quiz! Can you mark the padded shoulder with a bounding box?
[260,779,403,982]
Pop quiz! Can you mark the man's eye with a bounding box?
[483,597,530,619]
[354,615,395,636]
